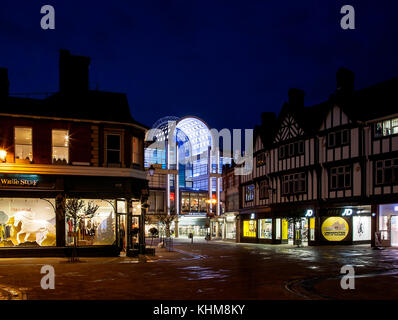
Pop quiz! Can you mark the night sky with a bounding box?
[1,0,397,131]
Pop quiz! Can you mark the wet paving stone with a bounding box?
[0,240,396,299]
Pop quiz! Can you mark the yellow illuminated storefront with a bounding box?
[243,220,257,237]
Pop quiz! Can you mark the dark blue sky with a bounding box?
[1,1,397,130]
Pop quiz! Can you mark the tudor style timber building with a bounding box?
[237,68,398,247]
[0,50,148,257]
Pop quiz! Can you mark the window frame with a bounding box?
[256,152,266,167]
[132,136,142,168]
[330,165,352,190]
[327,129,350,148]
[259,180,269,200]
[375,158,398,185]
[105,133,121,165]
[14,126,33,162]
[281,172,306,195]
[51,129,69,164]
[245,184,255,202]
[374,118,398,138]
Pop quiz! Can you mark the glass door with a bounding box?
[391,216,398,246]
[117,214,127,253]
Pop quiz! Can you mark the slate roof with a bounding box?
[1,90,149,129]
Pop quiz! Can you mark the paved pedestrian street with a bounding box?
[0,239,397,300]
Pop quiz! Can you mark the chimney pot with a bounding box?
[336,67,355,93]
[288,88,305,108]
[0,68,9,98]
[59,49,90,93]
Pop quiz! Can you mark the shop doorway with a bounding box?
[288,218,308,246]
[391,216,398,247]
[117,214,127,254]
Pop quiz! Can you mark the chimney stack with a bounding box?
[288,88,305,109]
[59,49,90,93]
[261,112,276,127]
[0,68,9,98]
[336,67,355,93]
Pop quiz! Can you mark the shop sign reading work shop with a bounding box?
[321,217,349,241]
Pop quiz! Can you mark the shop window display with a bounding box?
[0,198,56,247]
[353,216,371,241]
[379,204,398,243]
[275,218,281,239]
[258,219,272,239]
[65,199,115,246]
[243,220,256,237]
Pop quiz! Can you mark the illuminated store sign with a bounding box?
[0,175,39,187]
[342,209,353,216]
[321,217,349,241]
[305,209,314,217]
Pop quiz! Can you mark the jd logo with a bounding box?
[40,265,55,290]
[340,265,355,290]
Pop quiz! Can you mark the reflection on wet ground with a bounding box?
[0,240,397,299]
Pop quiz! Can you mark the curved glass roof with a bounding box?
[176,117,212,156]
[146,116,213,156]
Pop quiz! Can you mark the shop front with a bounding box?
[239,208,282,244]
[225,213,237,240]
[0,173,147,257]
[209,213,237,240]
[175,214,208,238]
[377,203,398,247]
[317,205,372,245]
[266,205,316,246]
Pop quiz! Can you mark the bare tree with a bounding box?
[65,199,99,262]
[155,211,177,240]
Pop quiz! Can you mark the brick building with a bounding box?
[0,50,148,257]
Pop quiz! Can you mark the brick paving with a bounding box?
[0,239,396,299]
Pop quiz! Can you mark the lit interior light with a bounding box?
[394,206,398,212]
[0,149,7,162]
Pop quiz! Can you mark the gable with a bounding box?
[273,113,304,143]
[320,105,352,131]
[254,135,263,152]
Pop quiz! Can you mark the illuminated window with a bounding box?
[243,220,257,237]
[106,134,121,165]
[258,219,272,239]
[375,118,398,137]
[14,127,33,161]
[52,129,69,163]
[245,184,255,202]
[132,136,142,167]
[256,152,266,167]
